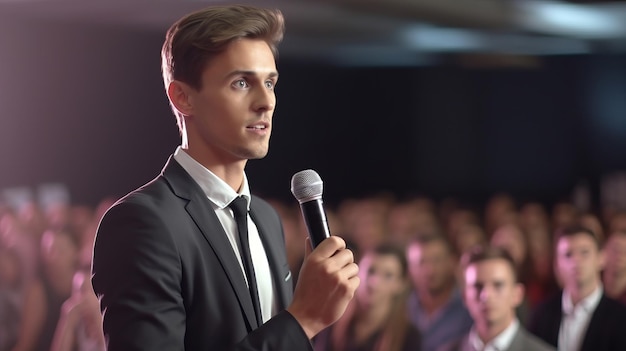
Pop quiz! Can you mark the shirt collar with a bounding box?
[173,146,251,210]
[469,319,520,351]
[562,285,603,315]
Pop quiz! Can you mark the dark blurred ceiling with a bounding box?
[1,0,625,65]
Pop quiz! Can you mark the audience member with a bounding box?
[50,269,105,351]
[602,230,626,304]
[519,202,558,307]
[550,201,578,233]
[484,193,516,236]
[13,227,80,351]
[406,235,472,351]
[454,224,487,256]
[490,223,532,323]
[314,244,421,351]
[441,245,554,351]
[529,226,626,351]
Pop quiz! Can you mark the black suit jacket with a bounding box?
[528,291,626,351]
[92,157,312,351]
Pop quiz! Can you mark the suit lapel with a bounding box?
[507,328,524,351]
[580,295,605,351]
[162,157,259,330]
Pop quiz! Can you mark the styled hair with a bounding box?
[461,245,519,283]
[555,225,601,250]
[161,5,285,132]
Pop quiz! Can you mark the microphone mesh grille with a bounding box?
[290,169,323,203]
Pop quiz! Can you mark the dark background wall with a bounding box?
[1,17,625,209]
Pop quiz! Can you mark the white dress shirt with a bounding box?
[558,285,603,351]
[468,319,520,351]
[173,147,276,323]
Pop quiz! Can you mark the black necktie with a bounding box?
[229,196,263,327]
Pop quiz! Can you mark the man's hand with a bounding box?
[286,236,360,339]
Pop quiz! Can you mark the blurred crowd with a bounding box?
[2,187,626,350]
[0,194,115,351]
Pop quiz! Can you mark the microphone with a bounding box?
[290,169,331,248]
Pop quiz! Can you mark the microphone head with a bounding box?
[291,169,323,203]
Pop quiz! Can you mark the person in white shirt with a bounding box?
[529,225,626,351]
[442,245,554,351]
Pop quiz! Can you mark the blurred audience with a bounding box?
[15,227,81,351]
[314,244,420,351]
[529,226,626,351]
[50,269,105,351]
[0,247,22,351]
[484,193,517,236]
[406,235,473,351]
[6,183,626,351]
[519,202,559,308]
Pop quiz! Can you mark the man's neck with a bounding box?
[476,318,514,345]
[568,279,600,306]
[182,147,246,192]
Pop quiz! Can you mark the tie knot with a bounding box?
[229,196,248,219]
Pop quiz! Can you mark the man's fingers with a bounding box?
[303,237,313,258]
[311,236,346,259]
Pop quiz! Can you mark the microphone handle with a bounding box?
[299,199,331,248]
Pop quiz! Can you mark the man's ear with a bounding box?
[167,80,194,116]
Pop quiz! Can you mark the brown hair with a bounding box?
[161,5,285,131]
[329,244,415,351]
[555,225,601,250]
[461,245,519,282]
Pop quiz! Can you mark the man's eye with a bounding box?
[233,79,249,89]
[265,80,275,89]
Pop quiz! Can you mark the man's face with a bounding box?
[463,259,522,330]
[407,240,453,295]
[556,233,603,291]
[180,38,278,164]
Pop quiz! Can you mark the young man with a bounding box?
[602,230,626,304]
[406,235,473,351]
[448,246,554,351]
[91,5,360,351]
[529,226,626,351]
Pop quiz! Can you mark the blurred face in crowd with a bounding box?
[463,258,523,331]
[41,229,79,275]
[455,224,486,255]
[407,239,455,295]
[491,224,527,268]
[604,233,626,274]
[356,252,405,307]
[556,233,603,291]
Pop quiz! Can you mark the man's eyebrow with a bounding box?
[225,70,279,79]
